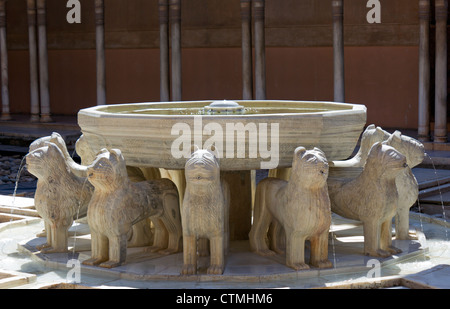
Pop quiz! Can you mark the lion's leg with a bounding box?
[181,234,197,275]
[36,221,52,250]
[249,184,274,256]
[128,219,153,248]
[249,212,273,255]
[222,182,230,255]
[100,234,127,268]
[41,223,70,253]
[309,230,332,269]
[363,220,390,258]
[208,235,225,275]
[285,230,309,271]
[158,218,182,255]
[158,193,183,255]
[395,208,416,240]
[147,218,168,252]
[381,219,401,255]
[83,231,108,266]
[269,221,285,254]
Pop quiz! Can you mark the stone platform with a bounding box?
[17,215,428,283]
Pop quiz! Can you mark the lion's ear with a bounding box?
[375,126,386,135]
[45,142,62,156]
[386,130,402,144]
[190,144,200,155]
[294,146,307,160]
[370,141,383,153]
[392,130,402,140]
[366,124,375,131]
[109,149,124,163]
[51,132,62,139]
[206,144,220,158]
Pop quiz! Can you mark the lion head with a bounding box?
[26,142,69,179]
[358,124,391,158]
[291,147,329,188]
[185,145,220,186]
[87,149,128,190]
[384,131,424,168]
[75,134,97,165]
[365,142,408,178]
[29,132,68,155]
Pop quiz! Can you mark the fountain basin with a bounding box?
[78,100,366,170]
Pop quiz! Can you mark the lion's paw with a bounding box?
[288,262,310,271]
[99,260,122,269]
[312,259,333,269]
[256,249,276,257]
[387,246,402,255]
[207,264,224,275]
[181,264,196,275]
[365,249,391,258]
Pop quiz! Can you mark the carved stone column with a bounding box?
[95,0,106,106]
[27,0,39,122]
[241,0,253,100]
[253,0,266,100]
[159,0,170,102]
[0,0,10,120]
[332,0,345,103]
[36,0,51,122]
[418,0,431,141]
[170,0,181,101]
[434,0,448,142]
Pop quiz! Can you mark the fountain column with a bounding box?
[27,0,40,122]
[0,0,10,121]
[159,0,170,102]
[253,0,266,100]
[95,0,106,106]
[434,0,448,143]
[170,0,181,101]
[332,0,345,103]
[418,0,431,142]
[241,0,253,100]
[36,0,51,122]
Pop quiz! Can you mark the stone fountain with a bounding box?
[77,100,366,240]
[19,99,429,282]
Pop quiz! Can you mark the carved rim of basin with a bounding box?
[78,100,367,170]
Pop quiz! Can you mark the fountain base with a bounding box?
[18,215,427,282]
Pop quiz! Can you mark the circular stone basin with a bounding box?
[78,100,366,170]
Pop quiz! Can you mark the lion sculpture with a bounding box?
[331,126,425,241]
[181,146,230,275]
[29,132,87,178]
[26,142,94,253]
[82,148,182,268]
[384,131,425,240]
[29,132,154,247]
[328,142,408,257]
[249,147,333,271]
